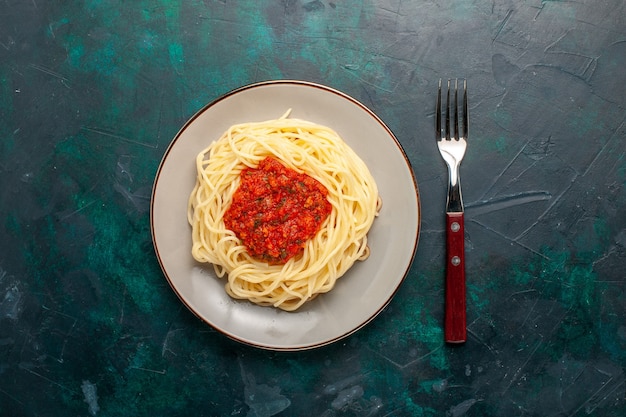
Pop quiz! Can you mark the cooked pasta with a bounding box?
[187,112,380,311]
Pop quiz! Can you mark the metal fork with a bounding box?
[436,79,468,344]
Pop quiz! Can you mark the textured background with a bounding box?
[1,0,625,416]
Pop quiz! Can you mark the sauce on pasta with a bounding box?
[223,156,331,264]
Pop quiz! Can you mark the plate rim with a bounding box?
[150,79,421,351]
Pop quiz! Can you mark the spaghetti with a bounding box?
[188,112,380,311]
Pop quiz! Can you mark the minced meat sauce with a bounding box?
[223,157,332,264]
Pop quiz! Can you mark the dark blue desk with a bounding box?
[1,1,624,416]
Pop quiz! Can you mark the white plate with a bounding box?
[151,80,420,351]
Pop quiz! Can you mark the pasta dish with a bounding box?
[187,112,380,311]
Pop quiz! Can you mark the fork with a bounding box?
[436,79,468,344]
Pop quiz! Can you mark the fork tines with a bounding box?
[436,79,468,142]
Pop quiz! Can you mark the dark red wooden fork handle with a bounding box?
[445,212,466,343]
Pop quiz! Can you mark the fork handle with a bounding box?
[445,212,466,343]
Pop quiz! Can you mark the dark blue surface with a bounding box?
[1,1,625,416]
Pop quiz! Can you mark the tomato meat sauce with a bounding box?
[223,157,332,264]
